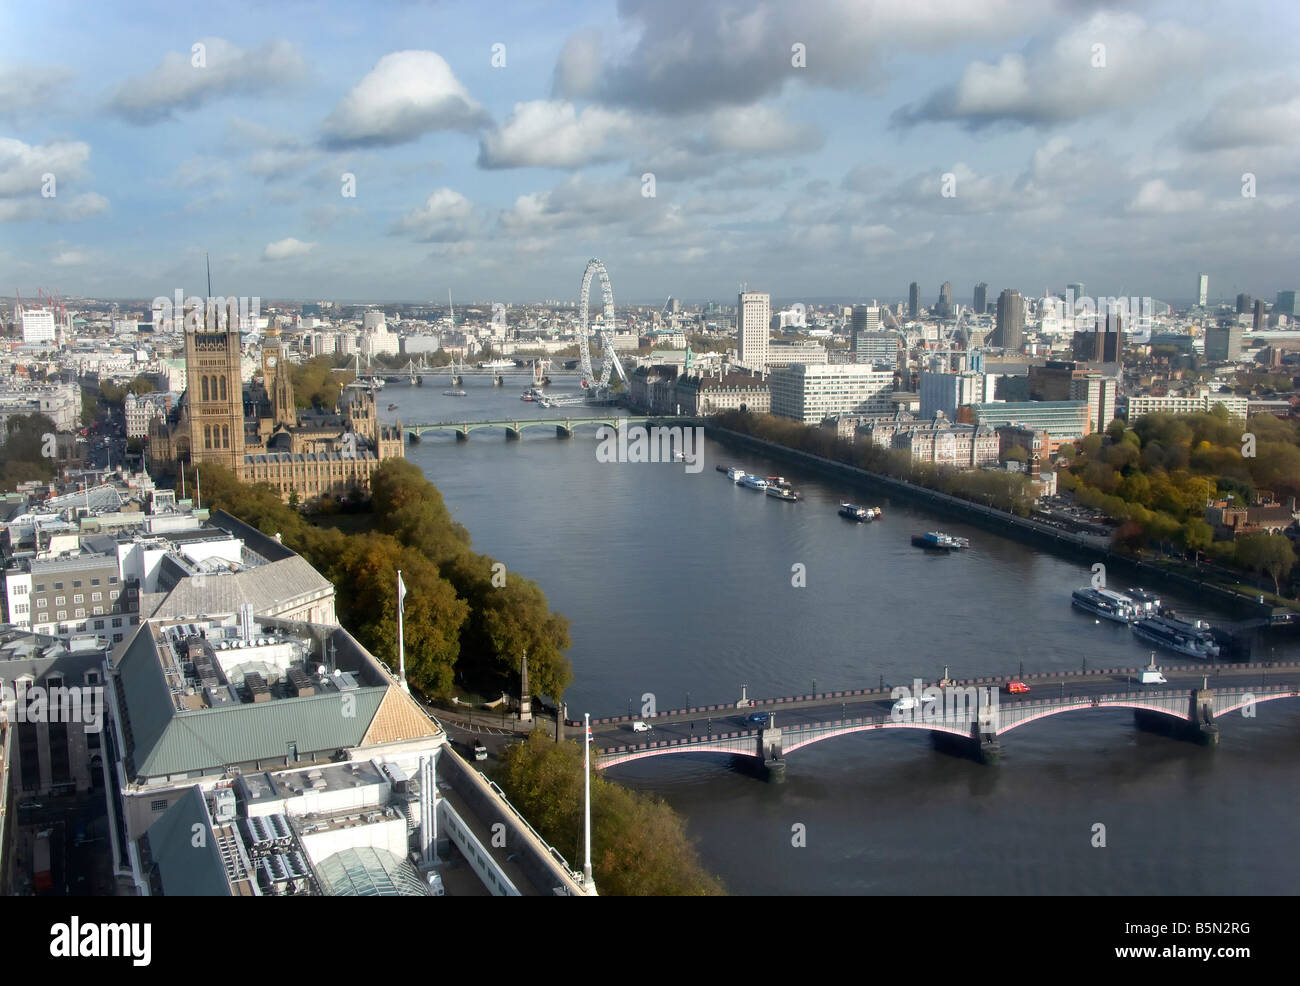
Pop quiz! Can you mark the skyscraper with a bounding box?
[1236,293,1252,315]
[1276,290,1298,318]
[995,289,1024,351]
[973,283,988,315]
[737,291,771,369]
[1254,298,1267,331]
[1197,273,1209,307]
[908,282,920,318]
[1067,283,1085,303]
[937,282,953,318]
[850,305,891,364]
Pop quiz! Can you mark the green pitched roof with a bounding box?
[146,786,231,896]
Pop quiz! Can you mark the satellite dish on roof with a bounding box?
[317,665,327,677]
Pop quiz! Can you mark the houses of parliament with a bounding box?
[148,304,404,502]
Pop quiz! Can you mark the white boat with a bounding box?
[478,358,515,369]
[727,468,747,483]
[1131,614,1220,658]
[1071,586,1138,624]
[368,376,385,390]
[739,475,769,491]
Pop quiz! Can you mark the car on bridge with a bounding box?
[747,712,769,725]
[1003,681,1030,694]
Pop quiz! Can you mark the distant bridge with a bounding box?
[405,415,690,441]
[574,660,1300,779]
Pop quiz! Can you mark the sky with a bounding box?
[3,0,1299,307]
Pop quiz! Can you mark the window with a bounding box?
[150,799,168,813]
[56,610,67,620]
[92,579,100,586]
[73,580,82,588]
[91,592,102,602]
[54,582,63,590]
[73,594,84,604]
[13,584,27,595]
[55,596,65,606]
[112,633,123,643]
[93,620,104,630]
[110,590,119,600]
[35,584,45,592]
[111,618,121,628]
[109,576,118,584]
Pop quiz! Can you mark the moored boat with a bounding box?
[766,483,801,501]
[1071,586,1138,623]
[839,502,872,521]
[1131,614,1220,658]
[726,467,747,484]
[739,475,769,491]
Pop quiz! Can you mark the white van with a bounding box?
[893,696,918,712]
[631,720,652,732]
[1139,669,1167,685]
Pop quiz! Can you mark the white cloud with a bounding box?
[1184,77,1300,151]
[0,62,73,117]
[110,39,306,123]
[263,237,315,260]
[894,12,1207,128]
[322,51,489,147]
[700,105,821,154]
[0,138,91,197]
[1127,179,1206,215]
[391,188,476,241]
[478,101,635,169]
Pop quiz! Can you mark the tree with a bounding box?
[498,730,725,896]
[288,488,300,509]
[1179,519,1214,554]
[1234,533,1297,595]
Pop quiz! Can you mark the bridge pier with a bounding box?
[455,428,468,442]
[1134,688,1220,746]
[555,424,572,439]
[451,374,462,386]
[505,425,520,441]
[494,375,504,386]
[760,723,785,782]
[416,375,423,386]
[407,431,420,444]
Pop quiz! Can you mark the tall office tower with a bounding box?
[1067,283,1085,302]
[850,305,884,363]
[737,291,771,369]
[908,282,920,318]
[995,289,1024,351]
[973,282,988,315]
[937,282,953,318]
[1254,298,1267,331]
[1197,273,1209,307]
[1276,290,1298,318]
[1236,293,1252,315]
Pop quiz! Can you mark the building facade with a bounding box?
[148,313,403,503]
[769,364,895,424]
[736,292,771,370]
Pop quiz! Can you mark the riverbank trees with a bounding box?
[184,459,572,702]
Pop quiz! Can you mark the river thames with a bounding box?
[390,374,1300,895]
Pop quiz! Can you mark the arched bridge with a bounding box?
[575,660,1300,779]
[406,415,686,442]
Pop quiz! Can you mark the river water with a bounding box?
[390,374,1300,895]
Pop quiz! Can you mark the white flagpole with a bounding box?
[397,569,408,693]
[583,712,593,888]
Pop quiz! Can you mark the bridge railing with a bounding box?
[580,661,1300,726]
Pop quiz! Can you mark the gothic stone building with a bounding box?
[148,314,403,503]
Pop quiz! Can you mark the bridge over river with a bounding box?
[569,660,1300,780]
[406,415,687,441]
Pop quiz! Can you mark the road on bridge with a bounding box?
[587,664,1298,749]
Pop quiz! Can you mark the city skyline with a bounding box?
[3,1,1299,304]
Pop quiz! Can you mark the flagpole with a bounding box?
[583,712,594,889]
[397,569,408,693]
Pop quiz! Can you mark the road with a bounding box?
[587,663,1298,748]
